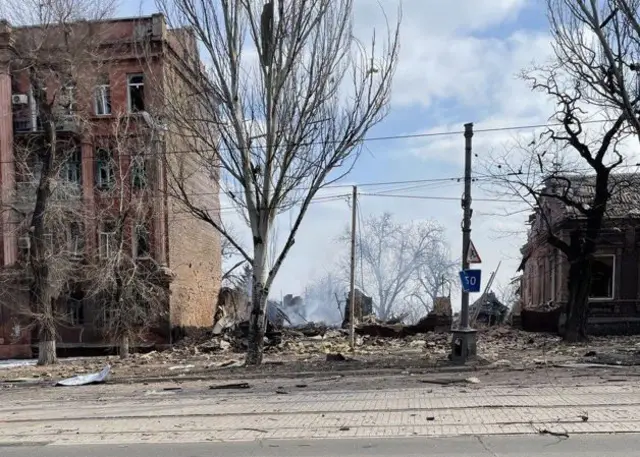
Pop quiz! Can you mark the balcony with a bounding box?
[13,112,82,134]
[14,180,82,209]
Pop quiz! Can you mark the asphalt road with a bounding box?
[2,435,639,457]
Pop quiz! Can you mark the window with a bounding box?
[99,222,116,259]
[134,224,151,258]
[67,298,84,325]
[96,148,114,189]
[42,233,53,255]
[59,83,76,116]
[132,155,146,189]
[68,222,84,256]
[61,149,81,184]
[589,255,615,300]
[95,82,112,115]
[127,74,145,113]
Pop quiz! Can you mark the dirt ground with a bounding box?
[2,326,640,385]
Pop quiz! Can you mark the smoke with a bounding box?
[300,296,343,325]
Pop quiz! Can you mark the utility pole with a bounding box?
[451,122,477,363]
[349,185,357,350]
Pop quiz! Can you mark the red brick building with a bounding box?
[0,14,222,358]
[519,174,640,334]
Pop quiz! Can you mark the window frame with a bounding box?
[60,83,77,116]
[94,84,112,116]
[131,154,147,190]
[68,222,84,256]
[98,222,116,260]
[127,74,145,113]
[588,254,616,301]
[61,148,82,185]
[95,147,115,190]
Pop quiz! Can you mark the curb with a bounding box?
[1,361,492,388]
[110,363,486,385]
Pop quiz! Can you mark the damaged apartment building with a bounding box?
[0,14,221,358]
[518,174,640,334]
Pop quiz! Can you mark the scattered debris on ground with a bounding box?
[56,365,111,387]
[209,382,251,390]
[5,324,640,383]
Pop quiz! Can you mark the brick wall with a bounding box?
[162,39,222,330]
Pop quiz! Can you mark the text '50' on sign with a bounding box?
[459,269,481,293]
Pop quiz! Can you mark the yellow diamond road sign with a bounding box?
[466,240,482,264]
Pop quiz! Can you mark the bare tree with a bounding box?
[546,0,640,138]
[484,0,639,341]
[220,225,247,285]
[84,113,171,359]
[152,0,400,364]
[0,0,116,364]
[343,212,448,321]
[406,242,456,315]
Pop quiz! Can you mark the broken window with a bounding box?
[99,221,116,259]
[127,74,145,113]
[94,75,111,115]
[96,148,114,190]
[590,255,614,300]
[134,223,151,258]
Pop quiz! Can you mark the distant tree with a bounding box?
[407,241,456,315]
[342,212,451,320]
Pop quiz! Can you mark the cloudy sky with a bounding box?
[119,0,561,309]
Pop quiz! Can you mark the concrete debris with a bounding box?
[168,365,195,371]
[490,359,512,368]
[5,325,640,383]
[326,353,352,362]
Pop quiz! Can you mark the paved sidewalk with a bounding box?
[2,379,640,445]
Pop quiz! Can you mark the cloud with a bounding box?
[134,0,554,307]
[352,0,538,109]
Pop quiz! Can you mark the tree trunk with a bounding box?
[33,267,57,366]
[245,245,269,366]
[564,256,591,342]
[119,335,130,359]
[31,113,57,366]
[37,321,57,366]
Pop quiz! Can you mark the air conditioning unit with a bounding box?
[17,236,30,249]
[12,94,28,105]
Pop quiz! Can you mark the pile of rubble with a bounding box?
[7,323,640,384]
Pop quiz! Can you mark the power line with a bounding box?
[0,117,615,168]
[359,192,524,204]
